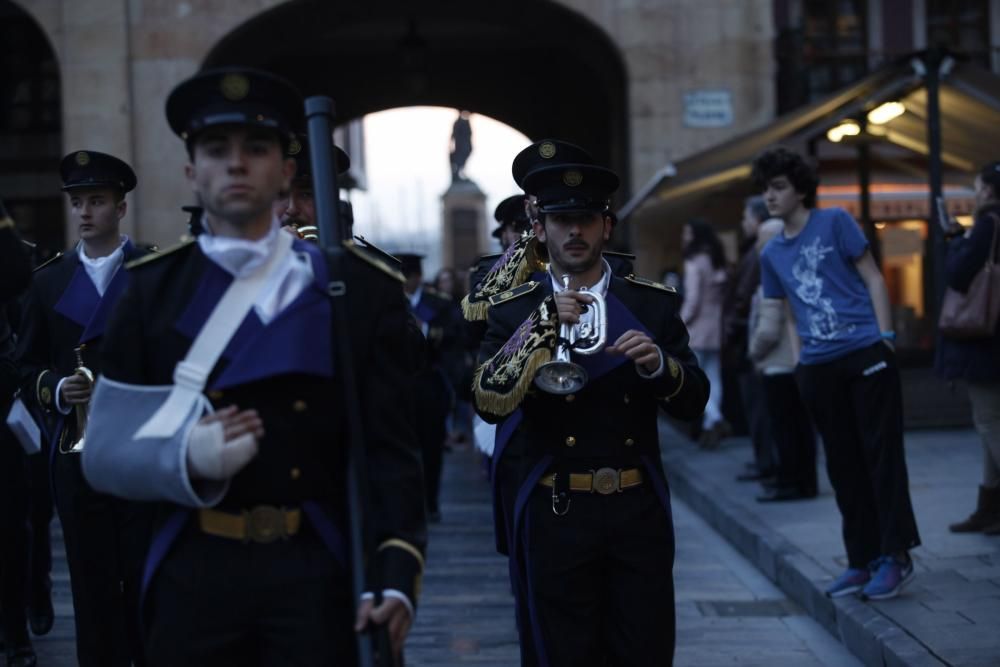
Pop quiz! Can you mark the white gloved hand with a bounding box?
[186,419,259,481]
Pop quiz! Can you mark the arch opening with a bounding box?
[0,0,64,255]
[202,0,629,194]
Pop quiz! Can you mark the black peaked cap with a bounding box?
[523,163,619,214]
[287,134,351,180]
[511,139,593,191]
[60,151,137,193]
[166,67,303,145]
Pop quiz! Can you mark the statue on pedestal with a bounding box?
[450,110,472,182]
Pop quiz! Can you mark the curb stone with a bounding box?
[662,446,950,667]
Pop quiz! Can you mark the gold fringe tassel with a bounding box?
[472,347,553,419]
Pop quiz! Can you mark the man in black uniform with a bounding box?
[474,162,708,666]
[81,67,425,665]
[398,253,463,522]
[15,151,150,667]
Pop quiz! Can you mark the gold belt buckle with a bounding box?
[246,505,285,544]
[592,467,620,495]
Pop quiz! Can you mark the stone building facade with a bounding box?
[3,0,776,260]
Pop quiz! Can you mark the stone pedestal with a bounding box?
[440,179,487,271]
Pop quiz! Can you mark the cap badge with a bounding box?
[220,73,250,101]
[288,138,302,155]
[539,142,557,159]
[563,170,583,187]
[75,151,90,166]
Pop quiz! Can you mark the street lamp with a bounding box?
[867,101,906,125]
[827,120,861,143]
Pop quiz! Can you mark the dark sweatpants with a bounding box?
[761,372,817,493]
[795,342,920,568]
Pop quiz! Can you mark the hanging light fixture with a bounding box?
[827,121,862,143]
[867,101,906,125]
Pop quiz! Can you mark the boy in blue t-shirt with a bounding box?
[751,147,920,600]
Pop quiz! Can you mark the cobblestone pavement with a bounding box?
[28,446,860,666]
[661,421,1000,667]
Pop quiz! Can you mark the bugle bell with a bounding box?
[534,275,607,395]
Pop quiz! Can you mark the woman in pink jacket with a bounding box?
[681,218,730,449]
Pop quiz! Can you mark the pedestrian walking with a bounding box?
[937,161,1000,534]
[680,218,730,449]
[751,146,920,601]
[748,219,817,501]
[722,196,777,479]
[80,67,426,665]
[474,158,708,666]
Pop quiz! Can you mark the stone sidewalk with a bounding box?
[660,421,1000,667]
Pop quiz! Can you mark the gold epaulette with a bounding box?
[461,234,547,322]
[488,280,542,307]
[625,274,676,293]
[353,235,402,268]
[32,252,63,272]
[125,238,193,270]
[342,239,404,283]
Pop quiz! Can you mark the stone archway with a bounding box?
[201,0,630,194]
[0,0,64,254]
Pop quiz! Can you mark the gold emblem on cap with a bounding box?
[220,73,250,101]
[563,170,583,187]
[75,151,90,166]
[539,142,557,159]
[288,138,302,155]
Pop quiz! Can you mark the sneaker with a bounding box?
[825,567,870,598]
[861,555,914,601]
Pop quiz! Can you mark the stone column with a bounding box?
[440,179,487,272]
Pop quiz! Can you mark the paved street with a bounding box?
[661,422,1000,667]
[25,444,862,666]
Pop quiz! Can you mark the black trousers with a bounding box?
[522,479,675,667]
[0,434,31,645]
[761,373,817,493]
[28,450,53,602]
[146,524,355,667]
[739,369,775,472]
[414,368,451,514]
[53,453,149,667]
[795,342,921,568]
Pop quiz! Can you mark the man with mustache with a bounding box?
[473,162,708,666]
[15,151,151,666]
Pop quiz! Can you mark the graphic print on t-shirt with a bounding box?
[791,236,856,341]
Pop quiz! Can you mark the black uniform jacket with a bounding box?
[0,223,32,302]
[16,242,150,443]
[100,240,427,602]
[475,275,709,554]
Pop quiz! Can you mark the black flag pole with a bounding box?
[304,96,389,667]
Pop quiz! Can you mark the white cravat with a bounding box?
[198,219,314,324]
[77,236,127,297]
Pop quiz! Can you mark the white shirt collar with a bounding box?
[407,285,423,309]
[76,235,128,297]
[197,217,282,278]
[548,258,612,297]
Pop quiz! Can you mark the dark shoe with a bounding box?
[28,579,54,637]
[861,554,914,601]
[825,567,870,598]
[983,519,1000,535]
[949,486,1000,532]
[756,487,813,502]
